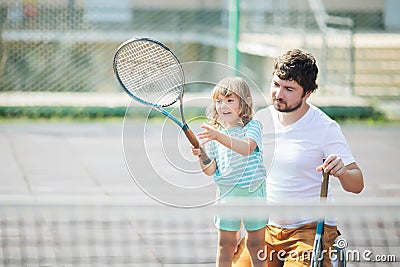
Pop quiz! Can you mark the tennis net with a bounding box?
[0,196,399,266]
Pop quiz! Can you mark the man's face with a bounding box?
[270,74,308,113]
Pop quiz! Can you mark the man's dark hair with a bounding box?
[273,49,319,95]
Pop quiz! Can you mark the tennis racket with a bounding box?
[113,37,211,164]
[311,159,330,267]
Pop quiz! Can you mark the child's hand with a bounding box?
[191,146,202,157]
[197,123,219,142]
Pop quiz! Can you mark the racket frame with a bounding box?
[113,37,211,164]
[311,159,330,267]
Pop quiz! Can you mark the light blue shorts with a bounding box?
[214,182,268,231]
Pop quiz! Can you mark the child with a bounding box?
[191,76,267,267]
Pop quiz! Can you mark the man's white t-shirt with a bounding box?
[256,104,355,228]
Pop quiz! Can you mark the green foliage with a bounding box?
[0,105,387,123]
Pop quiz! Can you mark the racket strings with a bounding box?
[115,40,183,107]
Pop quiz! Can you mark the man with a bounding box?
[233,49,364,267]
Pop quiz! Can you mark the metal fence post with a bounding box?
[229,0,240,72]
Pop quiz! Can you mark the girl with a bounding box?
[192,76,267,267]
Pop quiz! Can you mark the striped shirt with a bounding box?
[206,119,267,188]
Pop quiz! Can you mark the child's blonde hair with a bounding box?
[206,76,253,129]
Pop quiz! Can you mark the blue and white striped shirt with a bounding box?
[207,119,267,188]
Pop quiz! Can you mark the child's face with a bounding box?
[215,93,241,128]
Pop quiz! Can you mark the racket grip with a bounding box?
[183,128,200,147]
[183,128,212,165]
[320,158,330,198]
[321,171,329,198]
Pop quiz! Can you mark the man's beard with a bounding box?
[273,98,304,113]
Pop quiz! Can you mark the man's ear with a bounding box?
[303,90,313,99]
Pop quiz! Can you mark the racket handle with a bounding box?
[320,158,330,198]
[183,128,212,165]
[321,171,329,198]
[183,128,200,147]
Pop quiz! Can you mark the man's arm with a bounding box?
[316,155,364,194]
[337,162,364,194]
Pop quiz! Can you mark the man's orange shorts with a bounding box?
[233,221,339,267]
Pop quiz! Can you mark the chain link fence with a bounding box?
[1,0,229,95]
[0,0,395,117]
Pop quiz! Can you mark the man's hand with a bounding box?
[315,155,346,179]
[316,155,364,194]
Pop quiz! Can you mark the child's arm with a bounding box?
[191,146,217,176]
[197,124,257,156]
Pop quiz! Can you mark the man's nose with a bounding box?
[275,87,284,99]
